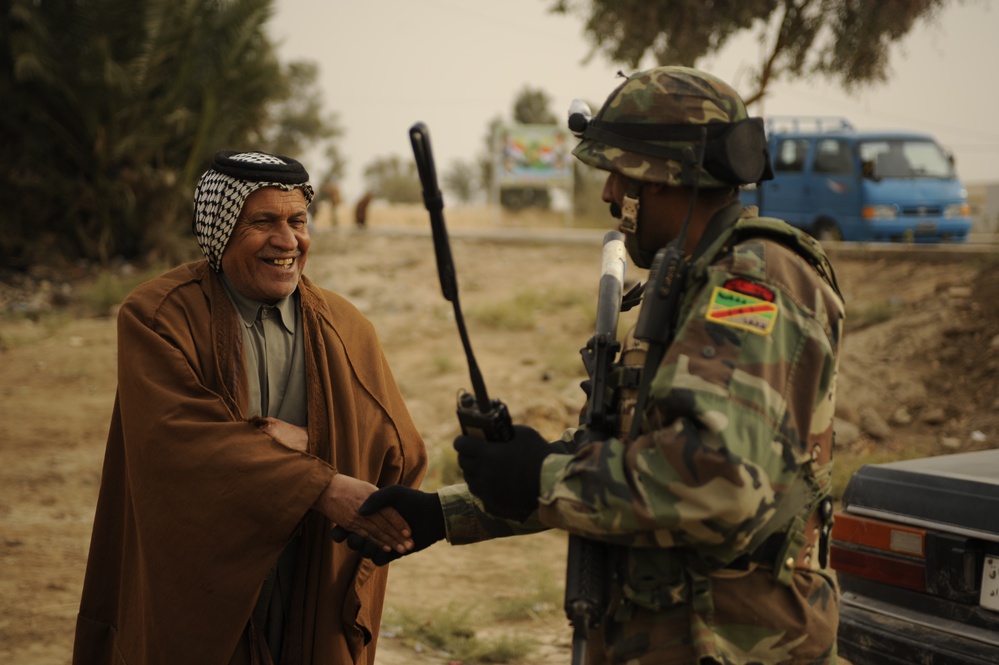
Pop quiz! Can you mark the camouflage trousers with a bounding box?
[585,567,839,664]
[585,601,696,665]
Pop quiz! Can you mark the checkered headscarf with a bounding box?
[193,150,315,271]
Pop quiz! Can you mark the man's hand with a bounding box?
[315,474,414,554]
[454,425,552,521]
[251,416,309,452]
[331,485,446,566]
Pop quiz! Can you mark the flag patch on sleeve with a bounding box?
[706,285,778,335]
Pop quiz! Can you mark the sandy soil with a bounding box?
[3,206,999,664]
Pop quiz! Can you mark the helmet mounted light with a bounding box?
[568,99,593,138]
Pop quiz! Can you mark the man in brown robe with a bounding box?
[72,150,428,665]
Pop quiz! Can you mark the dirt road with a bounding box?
[2,214,998,664]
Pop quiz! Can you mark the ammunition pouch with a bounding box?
[613,483,834,618]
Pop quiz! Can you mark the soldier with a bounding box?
[345,66,846,664]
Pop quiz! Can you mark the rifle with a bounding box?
[565,230,627,665]
[408,122,514,442]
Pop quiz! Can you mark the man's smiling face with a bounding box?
[221,186,310,304]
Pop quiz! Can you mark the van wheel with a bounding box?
[813,221,843,242]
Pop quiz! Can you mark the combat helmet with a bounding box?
[569,66,773,188]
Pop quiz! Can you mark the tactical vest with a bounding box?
[606,210,842,615]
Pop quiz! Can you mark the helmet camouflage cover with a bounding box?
[573,66,753,187]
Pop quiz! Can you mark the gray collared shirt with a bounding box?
[220,274,308,427]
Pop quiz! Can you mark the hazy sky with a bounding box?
[268,0,999,201]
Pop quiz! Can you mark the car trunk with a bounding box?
[831,449,999,664]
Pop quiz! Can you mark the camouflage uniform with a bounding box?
[440,67,846,664]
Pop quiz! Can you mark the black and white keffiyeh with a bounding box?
[193,150,316,271]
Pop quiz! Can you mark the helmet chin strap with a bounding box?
[615,181,659,269]
[617,182,641,235]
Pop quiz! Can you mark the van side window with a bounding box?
[814,139,854,175]
[775,139,809,172]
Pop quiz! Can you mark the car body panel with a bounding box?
[833,449,999,664]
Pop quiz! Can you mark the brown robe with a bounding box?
[73,261,427,665]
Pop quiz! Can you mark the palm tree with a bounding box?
[1,0,328,267]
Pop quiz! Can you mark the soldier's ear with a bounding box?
[642,181,669,196]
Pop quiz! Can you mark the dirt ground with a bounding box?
[2,205,999,664]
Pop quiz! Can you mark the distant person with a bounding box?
[340,67,846,664]
[355,191,373,229]
[324,180,342,226]
[72,150,427,665]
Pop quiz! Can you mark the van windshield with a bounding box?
[860,139,954,179]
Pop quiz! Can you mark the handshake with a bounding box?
[331,484,446,566]
[332,425,554,565]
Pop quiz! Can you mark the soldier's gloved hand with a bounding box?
[331,486,446,566]
[361,485,445,551]
[454,425,552,522]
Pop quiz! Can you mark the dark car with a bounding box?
[831,449,999,663]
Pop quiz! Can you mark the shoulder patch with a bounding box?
[706,285,778,335]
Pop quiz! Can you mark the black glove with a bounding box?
[330,485,446,566]
[454,425,552,522]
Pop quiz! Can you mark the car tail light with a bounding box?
[831,512,927,592]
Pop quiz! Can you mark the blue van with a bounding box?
[740,117,972,242]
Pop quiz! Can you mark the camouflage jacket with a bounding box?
[439,205,846,663]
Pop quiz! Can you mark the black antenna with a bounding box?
[409,122,513,441]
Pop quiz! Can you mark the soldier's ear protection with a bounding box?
[701,118,775,185]
[569,101,774,185]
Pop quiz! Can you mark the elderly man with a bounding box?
[72,150,427,665]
